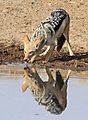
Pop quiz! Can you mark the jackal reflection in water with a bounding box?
[22,66,71,115]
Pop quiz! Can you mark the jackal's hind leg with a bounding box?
[67,40,74,56]
[64,25,74,56]
[57,34,66,52]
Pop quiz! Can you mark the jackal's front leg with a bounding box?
[30,55,37,63]
[45,44,55,62]
[40,46,50,56]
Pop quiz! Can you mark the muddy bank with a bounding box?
[0,44,88,71]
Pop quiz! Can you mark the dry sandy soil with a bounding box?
[0,0,88,70]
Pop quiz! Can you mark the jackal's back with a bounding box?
[31,9,69,42]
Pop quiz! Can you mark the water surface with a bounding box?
[0,64,88,120]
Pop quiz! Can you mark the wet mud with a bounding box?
[0,45,88,71]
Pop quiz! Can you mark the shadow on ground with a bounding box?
[55,52,88,62]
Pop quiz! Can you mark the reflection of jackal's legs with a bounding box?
[45,67,54,81]
[61,69,71,98]
[65,69,71,81]
[56,69,71,108]
[45,67,71,86]
[56,69,71,88]
[44,67,71,110]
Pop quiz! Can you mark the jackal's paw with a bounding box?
[69,52,75,56]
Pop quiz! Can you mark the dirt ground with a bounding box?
[0,0,88,70]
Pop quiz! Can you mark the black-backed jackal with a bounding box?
[22,9,74,63]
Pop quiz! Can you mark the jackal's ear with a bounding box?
[22,81,28,92]
[22,35,30,43]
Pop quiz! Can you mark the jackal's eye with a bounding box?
[29,51,33,54]
[29,51,34,56]
[24,51,26,53]
[36,44,38,48]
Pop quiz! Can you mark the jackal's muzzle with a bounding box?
[24,51,35,63]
